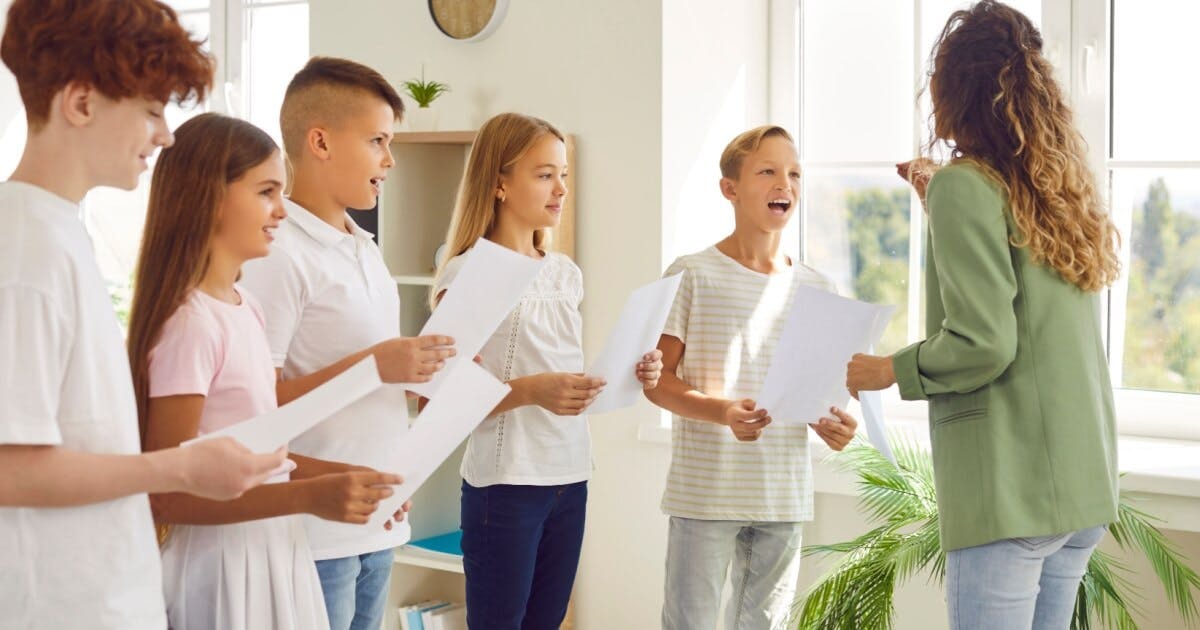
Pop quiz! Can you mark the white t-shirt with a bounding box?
[660,246,835,522]
[434,248,590,487]
[239,198,411,560]
[0,181,166,629]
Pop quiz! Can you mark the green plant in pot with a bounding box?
[401,66,449,132]
[792,437,1200,629]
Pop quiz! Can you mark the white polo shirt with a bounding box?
[0,181,166,629]
[240,198,411,560]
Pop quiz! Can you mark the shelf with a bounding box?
[393,274,436,286]
[394,546,464,574]
[390,130,477,145]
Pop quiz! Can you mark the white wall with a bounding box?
[661,0,770,262]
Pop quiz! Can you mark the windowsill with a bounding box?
[636,399,1200,533]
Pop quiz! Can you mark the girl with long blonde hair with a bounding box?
[847,2,1121,628]
[432,112,662,629]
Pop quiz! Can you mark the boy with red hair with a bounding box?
[0,1,286,627]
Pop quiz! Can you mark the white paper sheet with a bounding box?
[586,274,682,415]
[369,359,511,528]
[758,285,896,426]
[403,238,544,399]
[183,356,382,453]
[859,389,896,465]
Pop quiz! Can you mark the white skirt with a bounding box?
[161,515,330,630]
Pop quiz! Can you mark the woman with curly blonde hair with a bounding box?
[846,2,1121,628]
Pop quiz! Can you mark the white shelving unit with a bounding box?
[377,130,577,630]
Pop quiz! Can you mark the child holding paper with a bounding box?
[239,57,455,630]
[645,125,858,630]
[431,112,663,629]
[126,113,406,630]
[0,2,288,627]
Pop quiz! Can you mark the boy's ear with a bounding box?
[59,81,97,128]
[306,127,332,161]
[719,176,738,202]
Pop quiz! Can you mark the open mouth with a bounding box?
[263,225,277,240]
[370,177,386,195]
[768,199,792,214]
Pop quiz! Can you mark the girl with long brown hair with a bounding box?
[127,113,404,630]
[432,112,663,629]
[846,2,1120,628]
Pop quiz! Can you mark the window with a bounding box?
[795,0,1200,437]
[77,0,309,321]
[799,0,1039,356]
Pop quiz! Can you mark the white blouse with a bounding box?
[435,248,591,487]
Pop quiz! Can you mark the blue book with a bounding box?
[407,529,463,557]
[403,601,451,630]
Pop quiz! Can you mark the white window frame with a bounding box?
[778,0,1200,441]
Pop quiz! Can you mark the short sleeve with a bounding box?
[660,258,693,341]
[0,285,71,445]
[239,247,306,367]
[432,253,468,303]
[148,305,222,398]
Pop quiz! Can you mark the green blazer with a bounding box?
[892,162,1118,551]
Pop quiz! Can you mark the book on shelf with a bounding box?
[404,529,463,559]
[427,602,466,630]
[398,600,452,630]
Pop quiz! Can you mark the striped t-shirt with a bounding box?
[660,246,835,522]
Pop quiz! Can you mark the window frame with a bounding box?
[783,0,1200,441]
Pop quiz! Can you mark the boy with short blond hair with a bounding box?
[646,126,858,630]
[240,56,455,630]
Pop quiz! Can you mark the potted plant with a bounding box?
[793,437,1200,629]
[402,65,449,132]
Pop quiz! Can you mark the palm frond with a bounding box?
[1109,498,1200,624]
[793,431,1200,630]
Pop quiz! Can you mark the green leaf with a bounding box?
[792,431,1200,630]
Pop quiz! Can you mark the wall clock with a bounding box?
[428,0,509,42]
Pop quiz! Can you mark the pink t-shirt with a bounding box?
[148,286,277,435]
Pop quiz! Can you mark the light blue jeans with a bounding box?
[315,548,394,630]
[946,526,1107,630]
[662,517,804,630]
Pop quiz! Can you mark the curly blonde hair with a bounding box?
[926,0,1120,292]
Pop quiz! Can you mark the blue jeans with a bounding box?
[662,517,804,630]
[461,480,587,630]
[946,526,1107,630]
[315,548,394,630]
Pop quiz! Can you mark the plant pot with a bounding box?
[406,106,439,132]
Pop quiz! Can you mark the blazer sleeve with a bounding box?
[892,166,1019,400]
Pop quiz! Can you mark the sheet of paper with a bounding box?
[403,237,544,399]
[184,356,382,453]
[587,274,682,415]
[369,359,510,528]
[858,389,896,465]
[758,285,896,425]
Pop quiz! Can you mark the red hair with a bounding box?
[1,0,214,129]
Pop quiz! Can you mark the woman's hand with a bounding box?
[846,353,897,400]
[636,350,664,390]
[897,158,938,208]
